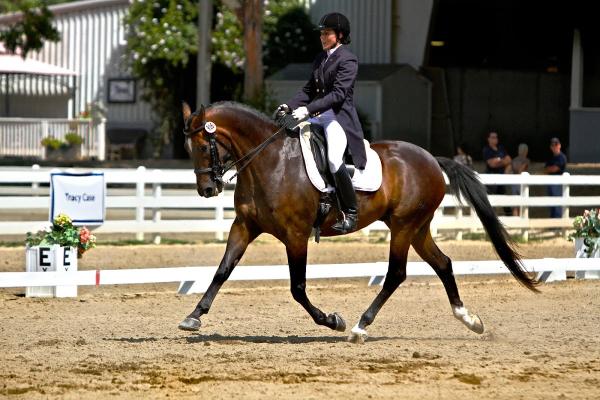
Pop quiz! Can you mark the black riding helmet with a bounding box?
[315,12,351,44]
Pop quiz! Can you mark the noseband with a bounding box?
[184,110,290,185]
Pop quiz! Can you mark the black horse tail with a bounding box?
[436,157,540,292]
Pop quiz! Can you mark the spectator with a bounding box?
[511,143,530,216]
[453,142,473,168]
[482,131,512,215]
[544,137,567,218]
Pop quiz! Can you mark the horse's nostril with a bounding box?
[204,187,214,197]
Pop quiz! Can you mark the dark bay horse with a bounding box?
[178,101,538,342]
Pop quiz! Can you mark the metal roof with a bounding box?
[0,0,128,23]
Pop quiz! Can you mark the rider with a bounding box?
[276,12,367,233]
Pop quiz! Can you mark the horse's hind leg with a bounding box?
[348,221,411,343]
[286,243,346,332]
[411,222,484,334]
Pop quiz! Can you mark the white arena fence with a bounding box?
[1,165,600,241]
[1,258,599,297]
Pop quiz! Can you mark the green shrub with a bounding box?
[41,137,63,150]
[64,132,83,146]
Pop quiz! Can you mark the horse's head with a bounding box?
[182,102,231,197]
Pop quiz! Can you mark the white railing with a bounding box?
[2,258,599,297]
[1,166,599,241]
[0,118,106,160]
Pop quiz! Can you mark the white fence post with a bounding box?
[152,170,162,245]
[562,172,570,238]
[136,166,146,241]
[31,164,40,193]
[97,118,106,161]
[520,172,530,242]
[455,206,463,240]
[431,208,441,237]
[215,201,224,241]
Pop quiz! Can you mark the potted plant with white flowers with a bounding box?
[569,209,600,258]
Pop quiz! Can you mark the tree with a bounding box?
[0,0,60,58]
[212,0,318,107]
[221,0,263,103]
[124,0,199,157]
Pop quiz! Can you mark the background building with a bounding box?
[0,0,151,158]
[1,0,598,162]
[272,0,600,162]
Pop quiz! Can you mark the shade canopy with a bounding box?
[0,43,77,76]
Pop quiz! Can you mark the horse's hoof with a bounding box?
[347,324,368,344]
[331,312,346,332]
[453,306,484,334]
[178,317,201,331]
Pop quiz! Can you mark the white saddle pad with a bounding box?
[297,122,382,193]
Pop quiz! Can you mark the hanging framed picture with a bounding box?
[107,78,136,103]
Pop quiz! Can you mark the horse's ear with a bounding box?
[199,104,205,122]
[182,102,191,122]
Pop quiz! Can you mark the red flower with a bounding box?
[79,227,91,244]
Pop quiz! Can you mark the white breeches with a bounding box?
[308,109,347,172]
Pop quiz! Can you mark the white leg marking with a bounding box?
[452,306,484,334]
[348,323,368,344]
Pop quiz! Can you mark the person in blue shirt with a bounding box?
[482,131,512,215]
[544,137,567,218]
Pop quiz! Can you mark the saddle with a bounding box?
[274,111,355,186]
[274,112,354,242]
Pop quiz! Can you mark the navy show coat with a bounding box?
[287,46,367,169]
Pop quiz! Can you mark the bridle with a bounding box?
[183,109,288,184]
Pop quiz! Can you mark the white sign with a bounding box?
[50,172,105,225]
[25,245,78,297]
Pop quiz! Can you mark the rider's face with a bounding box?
[320,29,338,50]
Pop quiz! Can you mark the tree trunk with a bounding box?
[242,0,263,102]
[222,0,264,103]
[197,0,213,108]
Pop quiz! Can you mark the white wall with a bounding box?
[0,0,152,126]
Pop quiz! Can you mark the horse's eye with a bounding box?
[199,145,208,152]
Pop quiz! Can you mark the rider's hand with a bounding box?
[292,106,309,121]
[277,104,290,113]
[273,104,290,121]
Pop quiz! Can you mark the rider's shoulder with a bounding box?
[338,46,358,60]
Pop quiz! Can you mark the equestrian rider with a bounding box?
[276,12,366,233]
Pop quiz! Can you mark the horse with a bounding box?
[178,101,539,343]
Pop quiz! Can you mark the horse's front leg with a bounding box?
[286,244,346,332]
[179,218,259,331]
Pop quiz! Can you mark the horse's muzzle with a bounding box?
[198,186,218,197]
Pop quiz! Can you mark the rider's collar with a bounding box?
[327,43,342,57]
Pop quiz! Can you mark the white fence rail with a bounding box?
[1,166,600,240]
[0,118,106,160]
[1,258,599,297]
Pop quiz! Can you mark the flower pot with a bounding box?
[63,145,82,161]
[25,245,78,297]
[574,237,600,258]
[45,147,63,161]
[44,146,82,161]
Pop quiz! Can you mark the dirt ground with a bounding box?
[1,238,600,399]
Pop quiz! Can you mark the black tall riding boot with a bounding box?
[331,164,358,233]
